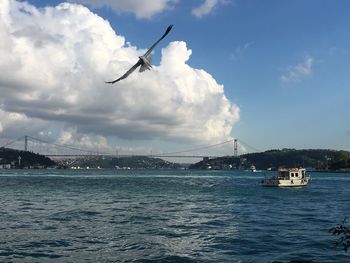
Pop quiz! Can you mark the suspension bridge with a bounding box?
[0,135,260,161]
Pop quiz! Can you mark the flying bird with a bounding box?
[106,25,173,84]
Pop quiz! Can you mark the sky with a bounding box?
[0,0,350,158]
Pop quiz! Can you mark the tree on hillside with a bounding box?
[329,151,349,170]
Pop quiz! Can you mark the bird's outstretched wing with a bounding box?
[105,60,142,84]
[105,25,173,84]
[144,25,173,57]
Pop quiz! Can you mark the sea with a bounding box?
[0,169,349,263]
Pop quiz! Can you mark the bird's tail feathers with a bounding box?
[139,64,151,72]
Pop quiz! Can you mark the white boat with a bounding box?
[250,164,257,172]
[262,167,310,187]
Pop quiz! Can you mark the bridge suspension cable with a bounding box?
[1,135,261,158]
[26,136,114,156]
[237,138,261,153]
[0,136,25,149]
[156,139,235,156]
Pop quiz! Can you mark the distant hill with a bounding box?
[2,147,349,171]
[189,149,350,171]
[0,148,56,168]
[0,148,182,170]
[69,155,182,170]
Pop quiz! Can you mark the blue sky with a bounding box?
[1,0,350,157]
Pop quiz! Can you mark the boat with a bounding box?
[250,164,257,172]
[262,167,310,187]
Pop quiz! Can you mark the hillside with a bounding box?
[2,147,349,171]
[189,149,350,171]
[67,156,183,170]
[0,148,56,168]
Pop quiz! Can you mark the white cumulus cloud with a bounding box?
[0,108,47,141]
[71,0,177,19]
[0,0,239,148]
[281,55,314,83]
[192,0,229,18]
[57,127,112,152]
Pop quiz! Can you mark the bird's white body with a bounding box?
[106,25,173,84]
[139,55,152,72]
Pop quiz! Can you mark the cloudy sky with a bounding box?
[1,0,349,157]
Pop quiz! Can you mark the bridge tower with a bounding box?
[24,136,28,152]
[234,139,238,157]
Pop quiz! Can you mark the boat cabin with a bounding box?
[278,168,306,180]
[262,167,310,187]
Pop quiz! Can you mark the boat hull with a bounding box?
[262,177,310,187]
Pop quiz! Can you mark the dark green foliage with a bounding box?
[329,151,349,170]
[189,149,350,170]
[245,149,337,170]
[329,218,350,252]
[0,147,55,168]
[79,156,181,169]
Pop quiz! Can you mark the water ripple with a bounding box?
[1,170,349,262]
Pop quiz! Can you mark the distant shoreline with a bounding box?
[309,169,350,174]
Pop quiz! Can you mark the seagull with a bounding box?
[106,25,173,84]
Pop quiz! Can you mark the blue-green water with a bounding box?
[0,169,349,262]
